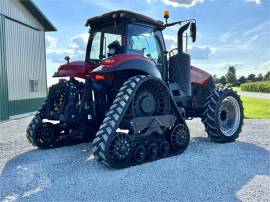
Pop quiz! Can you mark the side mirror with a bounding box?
[190,22,196,42]
[64,56,70,64]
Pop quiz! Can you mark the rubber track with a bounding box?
[26,80,77,147]
[201,87,243,142]
[26,98,47,146]
[91,75,187,168]
[91,75,146,167]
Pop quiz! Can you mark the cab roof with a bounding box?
[86,10,165,30]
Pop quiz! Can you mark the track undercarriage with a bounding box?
[91,75,190,168]
[26,75,190,168]
[26,78,100,149]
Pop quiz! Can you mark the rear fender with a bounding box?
[91,54,162,79]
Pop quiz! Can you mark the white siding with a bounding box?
[5,18,47,100]
[0,0,43,30]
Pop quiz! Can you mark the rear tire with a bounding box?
[202,88,244,143]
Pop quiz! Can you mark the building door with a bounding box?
[3,18,47,118]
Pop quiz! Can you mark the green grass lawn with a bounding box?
[241,96,270,119]
[233,87,242,92]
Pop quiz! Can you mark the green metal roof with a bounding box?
[20,0,57,31]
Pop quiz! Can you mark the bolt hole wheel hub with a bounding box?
[147,143,159,160]
[131,80,170,117]
[133,145,146,163]
[35,123,56,148]
[171,124,189,152]
[140,94,155,114]
[109,133,133,163]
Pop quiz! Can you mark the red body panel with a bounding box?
[53,54,147,78]
[101,54,149,69]
[53,61,99,78]
[191,66,211,86]
[53,56,211,86]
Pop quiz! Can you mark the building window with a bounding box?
[30,80,39,93]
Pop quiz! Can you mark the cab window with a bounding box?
[90,32,101,60]
[88,23,123,61]
[127,24,162,64]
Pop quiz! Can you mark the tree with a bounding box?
[225,66,237,86]
[238,76,246,85]
[219,76,226,85]
[212,74,219,85]
[247,74,256,82]
[264,71,270,81]
[257,73,264,82]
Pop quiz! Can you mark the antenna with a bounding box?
[186,32,188,52]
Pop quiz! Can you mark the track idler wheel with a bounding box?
[108,133,133,165]
[170,123,190,153]
[147,142,159,160]
[133,145,146,163]
[159,141,170,156]
[34,122,58,149]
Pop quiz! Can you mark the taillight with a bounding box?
[102,59,115,65]
[95,74,105,80]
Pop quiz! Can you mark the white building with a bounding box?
[0,0,56,120]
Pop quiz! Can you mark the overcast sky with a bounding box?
[34,0,270,86]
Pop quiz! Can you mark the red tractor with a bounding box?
[26,10,243,168]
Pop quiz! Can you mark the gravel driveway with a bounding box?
[238,92,270,100]
[0,117,269,202]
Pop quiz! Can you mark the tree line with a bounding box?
[212,66,270,87]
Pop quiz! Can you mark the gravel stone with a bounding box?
[0,117,269,202]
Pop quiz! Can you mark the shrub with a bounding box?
[225,83,232,88]
[216,83,224,88]
[240,81,270,93]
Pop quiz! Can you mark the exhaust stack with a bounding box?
[177,22,191,53]
[169,22,192,97]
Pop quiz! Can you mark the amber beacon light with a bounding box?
[163,10,170,24]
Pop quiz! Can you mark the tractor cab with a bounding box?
[85,10,167,78]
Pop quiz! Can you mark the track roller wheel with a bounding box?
[133,145,146,163]
[147,142,159,160]
[159,141,170,156]
[170,123,190,153]
[35,122,58,149]
[108,133,133,165]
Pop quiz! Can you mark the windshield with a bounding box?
[127,24,162,63]
[88,24,123,62]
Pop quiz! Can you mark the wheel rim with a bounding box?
[131,80,170,117]
[147,143,158,160]
[171,124,189,151]
[109,133,133,163]
[218,96,241,137]
[159,141,170,156]
[134,145,146,163]
[35,123,55,146]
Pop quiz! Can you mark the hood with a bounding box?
[53,61,99,78]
